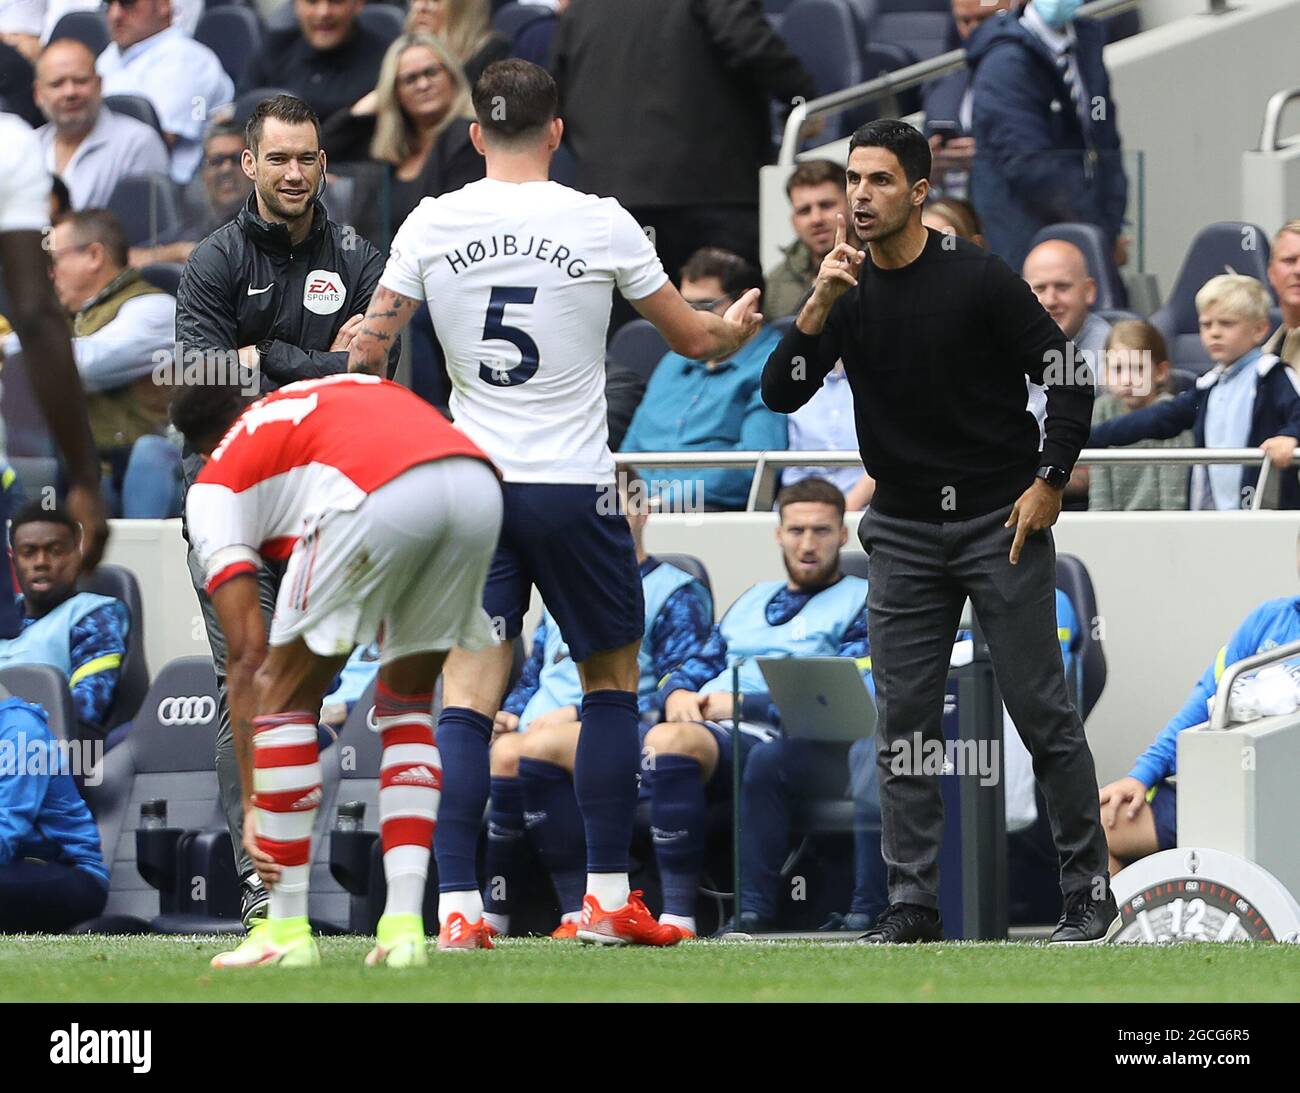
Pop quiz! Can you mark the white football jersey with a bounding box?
[381,178,668,483]
[0,113,50,234]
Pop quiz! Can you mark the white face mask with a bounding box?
[1034,0,1083,30]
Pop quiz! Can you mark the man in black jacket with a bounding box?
[553,0,814,289]
[174,94,397,929]
[763,119,1115,946]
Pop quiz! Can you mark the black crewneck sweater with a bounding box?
[762,228,1093,521]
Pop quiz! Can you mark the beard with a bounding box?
[782,551,841,592]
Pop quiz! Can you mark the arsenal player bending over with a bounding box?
[173,374,502,968]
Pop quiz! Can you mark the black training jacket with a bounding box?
[174,192,398,388]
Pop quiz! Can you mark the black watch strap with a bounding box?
[1036,465,1069,490]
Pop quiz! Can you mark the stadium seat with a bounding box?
[357,4,406,45]
[779,0,865,142]
[8,455,58,502]
[0,664,76,742]
[1150,221,1274,376]
[139,262,184,296]
[607,319,669,384]
[195,6,264,84]
[1168,367,1199,395]
[493,2,552,40]
[1055,553,1105,721]
[1095,308,1142,326]
[48,10,109,55]
[0,353,55,458]
[77,657,236,931]
[107,174,185,247]
[655,553,713,606]
[838,551,869,580]
[223,86,298,127]
[103,94,163,139]
[1030,222,1128,311]
[871,10,953,62]
[78,564,150,734]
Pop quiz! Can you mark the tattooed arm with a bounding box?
[348,286,423,376]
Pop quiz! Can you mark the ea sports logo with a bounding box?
[158,695,216,726]
[303,269,345,315]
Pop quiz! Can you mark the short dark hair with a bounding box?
[680,246,763,300]
[245,94,321,157]
[848,119,931,186]
[50,175,72,223]
[785,159,846,201]
[63,208,128,270]
[10,501,78,542]
[204,120,244,151]
[171,384,252,454]
[472,60,557,143]
[776,476,846,520]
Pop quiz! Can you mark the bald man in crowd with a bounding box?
[33,38,170,210]
[1022,239,1112,359]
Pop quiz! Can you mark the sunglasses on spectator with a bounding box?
[398,64,447,89]
[205,152,242,170]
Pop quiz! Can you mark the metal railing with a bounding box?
[613,448,1294,513]
[777,0,1144,167]
[1209,637,1300,732]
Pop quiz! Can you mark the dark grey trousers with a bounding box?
[857,502,1109,909]
[182,454,282,882]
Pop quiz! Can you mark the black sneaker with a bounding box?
[855,903,943,944]
[1051,888,1120,945]
[711,911,770,938]
[240,874,269,930]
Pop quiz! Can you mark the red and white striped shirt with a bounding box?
[187,374,493,594]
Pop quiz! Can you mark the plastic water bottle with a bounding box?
[336,801,364,832]
[140,799,167,830]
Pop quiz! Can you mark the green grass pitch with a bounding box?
[3,935,1298,1002]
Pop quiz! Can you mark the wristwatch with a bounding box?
[1035,465,1069,490]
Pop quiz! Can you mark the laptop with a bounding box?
[756,657,878,743]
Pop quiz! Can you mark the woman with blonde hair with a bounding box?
[405,0,509,86]
[322,32,484,238]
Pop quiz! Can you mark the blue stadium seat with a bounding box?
[103,94,163,139]
[0,664,76,742]
[140,262,184,296]
[1095,308,1142,326]
[608,318,670,385]
[224,86,297,127]
[106,174,184,247]
[1055,553,1105,721]
[839,551,869,580]
[78,564,150,734]
[357,4,406,46]
[779,0,865,142]
[1030,222,1128,311]
[48,10,109,55]
[195,6,264,84]
[1150,221,1274,376]
[493,2,552,40]
[871,10,953,62]
[0,353,55,458]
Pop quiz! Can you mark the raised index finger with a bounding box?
[834,213,845,250]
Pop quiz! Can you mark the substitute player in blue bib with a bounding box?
[347,60,762,947]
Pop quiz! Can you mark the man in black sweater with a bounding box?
[763,119,1116,945]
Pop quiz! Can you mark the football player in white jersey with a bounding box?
[0,111,107,639]
[348,60,762,947]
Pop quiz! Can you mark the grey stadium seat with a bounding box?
[103,94,163,139]
[48,10,109,55]
[608,319,670,384]
[654,553,713,607]
[0,664,76,741]
[1030,222,1128,311]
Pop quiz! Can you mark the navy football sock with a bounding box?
[432,706,492,892]
[518,757,586,915]
[573,689,640,874]
[649,754,707,919]
[484,775,527,917]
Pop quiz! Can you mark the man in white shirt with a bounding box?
[34,38,170,209]
[347,60,761,951]
[96,0,231,184]
[784,363,874,509]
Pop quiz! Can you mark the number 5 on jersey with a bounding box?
[480,286,539,386]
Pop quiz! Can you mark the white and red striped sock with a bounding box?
[375,681,440,919]
[251,712,321,924]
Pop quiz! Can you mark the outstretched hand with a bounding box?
[812,214,866,307]
[719,287,764,353]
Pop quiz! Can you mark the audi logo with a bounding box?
[157,695,217,726]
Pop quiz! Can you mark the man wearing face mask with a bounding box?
[966,0,1127,274]
[174,93,397,931]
